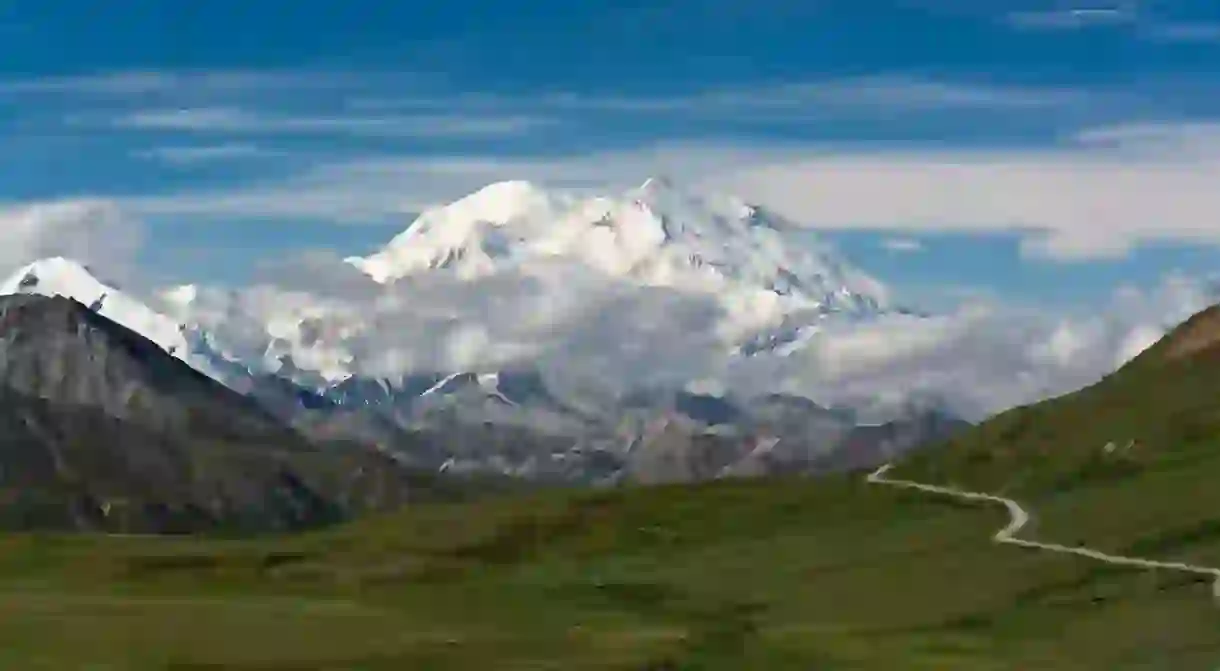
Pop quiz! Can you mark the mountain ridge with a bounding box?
[0,252,966,485]
[891,301,1220,496]
[0,292,289,441]
[0,293,433,533]
[147,178,905,407]
[0,178,971,486]
[345,177,889,314]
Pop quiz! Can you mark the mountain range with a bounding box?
[2,178,1218,664]
[159,176,896,383]
[14,302,1219,666]
[0,178,973,486]
[0,293,455,533]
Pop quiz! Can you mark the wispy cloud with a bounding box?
[121,121,1220,262]
[10,68,1219,263]
[133,143,274,165]
[881,238,925,254]
[1005,6,1135,30]
[1071,121,1220,151]
[1142,21,1220,43]
[54,73,1094,153]
[0,199,144,281]
[357,76,1086,117]
[17,69,1084,119]
[0,69,422,97]
[1003,4,1220,43]
[107,107,551,138]
[722,122,1220,261]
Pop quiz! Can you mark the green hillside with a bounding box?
[897,305,1220,567]
[1,476,1218,669]
[3,309,1220,668]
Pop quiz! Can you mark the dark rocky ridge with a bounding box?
[0,294,292,440]
[0,295,430,534]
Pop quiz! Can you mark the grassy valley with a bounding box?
[5,308,1220,668]
[2,470,1219,669]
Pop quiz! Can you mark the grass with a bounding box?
[893,320,1220,575]
[7,312,1220,668]
[0,468,1218,669]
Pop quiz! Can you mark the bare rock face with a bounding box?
[0,295,428,534]
[0,294,295,437]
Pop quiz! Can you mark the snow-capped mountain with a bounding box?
[346,177,888,318]
[0,258,262,387]
[145,178,898,399]
[0,258,186,352]
[0,257,215,365]
[3,180,924,423]
[0,245,964,485]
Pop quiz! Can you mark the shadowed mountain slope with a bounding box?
[0,295,438,534]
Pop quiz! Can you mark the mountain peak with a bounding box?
[0,256,200,368]
[345,179,889,316]
[466,179,545,201]
[345,180,565,282]
[638,175,676,192]
[0,293,272,430]
[2,257,101,294]
[0,292,420,533]
[426,179,553,227]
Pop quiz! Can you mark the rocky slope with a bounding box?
[0,178,967,487]
[0,294,431,533]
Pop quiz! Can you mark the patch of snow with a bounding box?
[0,258,243,384]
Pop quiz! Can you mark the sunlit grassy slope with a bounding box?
[897,306,1220,567]
[6,308,1220,669]
[1,470,1219,669]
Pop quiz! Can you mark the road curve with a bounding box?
[866,464,1220,597]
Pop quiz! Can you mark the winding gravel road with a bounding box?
[867,464,1220,599]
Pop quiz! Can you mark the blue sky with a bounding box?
[2,0,1220,310]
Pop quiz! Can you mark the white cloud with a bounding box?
[0,200,144,281]
[529,76,1083,115]
[122,145,792,222]
[133,143,272,165]
[1002,5,1220,43]
[0,69,412,96]
[65,74,1083,150]
[110,107,550,138]
[0,71,179,96]
[0,193,1204,426]
[1005,7,1135,30]
[4,67,1217,425]
[710,123,1220,260]
[722,272,1214,420]
[1143,21,1220,43]
[124,121,1220,261]
[881,238,925,253]
[176,258,728,389]
[175,244,1216,424]
[49,71,1079,116]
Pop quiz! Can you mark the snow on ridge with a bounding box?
[0,186,919,418]
[343,177,889,317]
[0,257,228,380]
[124,177,903,404]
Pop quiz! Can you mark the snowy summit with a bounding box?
[346,178,888,317]
[0,180,906,410]
[0,258,192,358]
